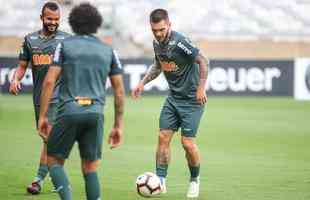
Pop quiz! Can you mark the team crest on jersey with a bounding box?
[159,60,179,72]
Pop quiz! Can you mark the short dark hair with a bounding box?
[150,8,169,23]
[41,1,59,15]
[69,3,102,35]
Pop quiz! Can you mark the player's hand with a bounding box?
[108,127,123,149]
[196,86,207,105]
[9,79,22,95]
[131,82,144,99]
[38,117,52,142]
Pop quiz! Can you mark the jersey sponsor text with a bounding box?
[159,60,178,72]
[177,42,192,55]
[32,54,53,66]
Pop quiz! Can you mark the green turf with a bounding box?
[0,95,310,200]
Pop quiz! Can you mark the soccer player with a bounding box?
[38,3,125,200]
[132,8,209,198]
[9,2,70,194]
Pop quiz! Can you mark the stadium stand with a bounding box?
[0,0,310,58]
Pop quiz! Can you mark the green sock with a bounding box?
[49,164,72,200]
[84,172,101,200]
[36,164,49,181]
[189,165,200,182]
[156,164,168,178]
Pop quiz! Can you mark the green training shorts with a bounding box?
[47,113,104,161]
[159,97,205,137]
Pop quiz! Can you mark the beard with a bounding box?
[157,28,171,44]
[43,23,59,35]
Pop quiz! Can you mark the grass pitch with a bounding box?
[0,95,310,200]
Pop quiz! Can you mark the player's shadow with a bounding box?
[136,194,207,200]
[11,191,57,198]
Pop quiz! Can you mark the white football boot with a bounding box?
[159,177,167,194]
[186,177,200,198]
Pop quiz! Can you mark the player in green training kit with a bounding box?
[9,2,70,194]
[132,9,209,198]
[38,3,125,200]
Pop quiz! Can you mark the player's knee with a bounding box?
[158,134,167,145]
[181,137,196,151]
[47,155,65,167]
[158,130,172,146]
[81,160,100,174]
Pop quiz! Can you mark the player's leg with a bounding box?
[157,98,179,193]
[182,137,201,198]
[81,160,101,200]
[39,143,48,167]
[26,143,49,194]
[47,114,77,200]
[48,156,72,200]
[180,105,204,198]
[156,130,174,177]
[181,137,200,181]
[78,113,104,200]
[27,105,49,194]
[156,129,174,193]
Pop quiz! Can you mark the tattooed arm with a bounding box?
[195,52,209,105]
[141,59,162,85]
[131,59,162,98]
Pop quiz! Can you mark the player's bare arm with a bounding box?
[195,53,209,105]
[9,60,28,95]
[109,74,125,149]
[142,59,162,85]
[38,65,61,141]
[131,60,162,98]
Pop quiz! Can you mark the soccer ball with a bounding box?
[136,172,162,197]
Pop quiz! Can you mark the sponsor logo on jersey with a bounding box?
[177,42,192,55]
[32,54,53,66]
[305,65,310,91]
[159,60,178,72]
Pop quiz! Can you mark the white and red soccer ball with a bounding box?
[136,172,162,197]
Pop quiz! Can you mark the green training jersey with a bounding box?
[153,31,199,102]
[53,35,123,116]
[19,30,70,105]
